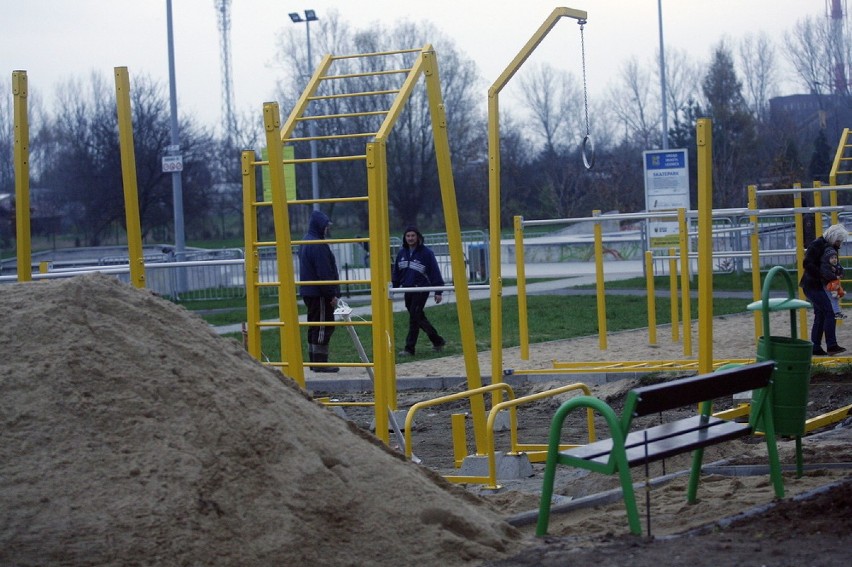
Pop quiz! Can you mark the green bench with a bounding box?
[536,361,785,536]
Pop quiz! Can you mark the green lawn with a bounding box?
[224,293,749,364]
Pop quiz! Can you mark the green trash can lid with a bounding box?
[746,297,812,312]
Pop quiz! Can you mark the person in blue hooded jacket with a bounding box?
[298,210,340,372]
[392,226,446,357]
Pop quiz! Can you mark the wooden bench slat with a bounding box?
[630,361,774,416]
[622,420,750,466]
[559,415,750,466]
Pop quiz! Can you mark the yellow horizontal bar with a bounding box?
[285,154,368,164]
[330,48,422,60]
[320,68,412,80]
[296,110,388,121]
[308,89,400,100]
[288,132,378,143]
[298,320,372,327]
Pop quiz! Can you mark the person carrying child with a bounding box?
[823,239,847,320]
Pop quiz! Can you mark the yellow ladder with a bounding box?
[241,45,485,446]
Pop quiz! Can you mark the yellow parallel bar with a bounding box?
[678,208,692,358]
[645,251,657,345]
[593,211,607,350]
[696,118,714,374]
[12,70,32,282]
[241,150,261,358]
[281,154,368,164]
[805,404,852,432]
[668,247,679,343]
[113,67,146,289]
[515,216,530,360]
[748,185,762,342]
[793,184,808,340]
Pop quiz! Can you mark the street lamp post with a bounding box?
[289,9,320,211]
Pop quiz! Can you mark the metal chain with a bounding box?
[579,19,590,136]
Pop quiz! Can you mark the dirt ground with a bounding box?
[316,370,852,566]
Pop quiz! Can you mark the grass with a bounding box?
[230,293,749,365]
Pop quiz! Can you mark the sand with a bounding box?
[0,274,523,566]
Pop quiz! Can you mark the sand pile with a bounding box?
[0,274,522,566]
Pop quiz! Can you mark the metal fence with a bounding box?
[1,231,489,302]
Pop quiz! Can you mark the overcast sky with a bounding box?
[3,1,820,131]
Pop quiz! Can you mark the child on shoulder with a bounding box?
[822,245,847,319]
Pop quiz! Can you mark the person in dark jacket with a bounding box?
[800,223,848,356]
[298,210,340,372]
[392,226,446,357]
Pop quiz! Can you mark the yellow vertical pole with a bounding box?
[12,71,32,282]
[514,216,530,360]
[696,119,713,374]
[423,51,486,452]
[593,211,607,350]
[487,89,505,389]
[263,102,305,388]
[678,208,692,358]
[114,67,146,289]
[829,186,839,226]
[366,142,390,443]
[813,182,825,239]
[748,185,762,342]
[241,150,261,359]
[645,251,657,345]
[793,184,808,340]
[668,247,679,342]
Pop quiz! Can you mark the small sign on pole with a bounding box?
[162,154,183,173]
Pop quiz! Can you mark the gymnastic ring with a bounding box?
[582,135,595,170]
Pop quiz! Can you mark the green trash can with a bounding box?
[746,266,813,438]
[755,335,812,436]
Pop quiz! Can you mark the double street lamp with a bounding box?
[289,9,320,210]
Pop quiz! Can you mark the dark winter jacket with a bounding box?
[392,226,444,295]
[298,210,340,298]
[800,236,828,290]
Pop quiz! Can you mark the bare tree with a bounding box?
[607,57,660,148]
[739,32,778,122]
[786,16,835,95]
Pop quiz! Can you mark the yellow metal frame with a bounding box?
[488,6,588,386]
[12,70,32,282]
[114,67,146,288]
[404,382,595,489]
[242,45,482,445]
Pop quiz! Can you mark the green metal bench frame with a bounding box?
[536,361,785,536]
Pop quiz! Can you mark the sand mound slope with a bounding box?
[0,274,521,566]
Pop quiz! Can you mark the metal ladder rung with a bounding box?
[283,154,368,164]
[287,132,378,143]
[308,89,400,101]
[297,110,388,121]
[330,48,422,60]
[320,68,412,81]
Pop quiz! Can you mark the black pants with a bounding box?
[403,292,443,354]
[304,295,335,358]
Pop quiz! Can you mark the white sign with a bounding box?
[643,149,689,248]
[162,155,183,173]
[165,144,180,153]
